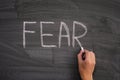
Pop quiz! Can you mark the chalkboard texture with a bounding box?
[0,0,120,80]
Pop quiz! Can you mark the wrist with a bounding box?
[81,75,93,80]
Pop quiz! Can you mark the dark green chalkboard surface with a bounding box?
[0,0,120,80]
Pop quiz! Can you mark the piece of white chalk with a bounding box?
[81,46,84,52]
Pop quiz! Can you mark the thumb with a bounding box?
[77,50,84,62]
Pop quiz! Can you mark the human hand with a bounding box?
[77,49,96,80]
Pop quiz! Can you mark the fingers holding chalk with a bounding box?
[78,48,95,61]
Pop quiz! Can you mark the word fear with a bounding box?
[23,21,87,48]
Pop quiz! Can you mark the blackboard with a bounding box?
[0,0,120,80]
